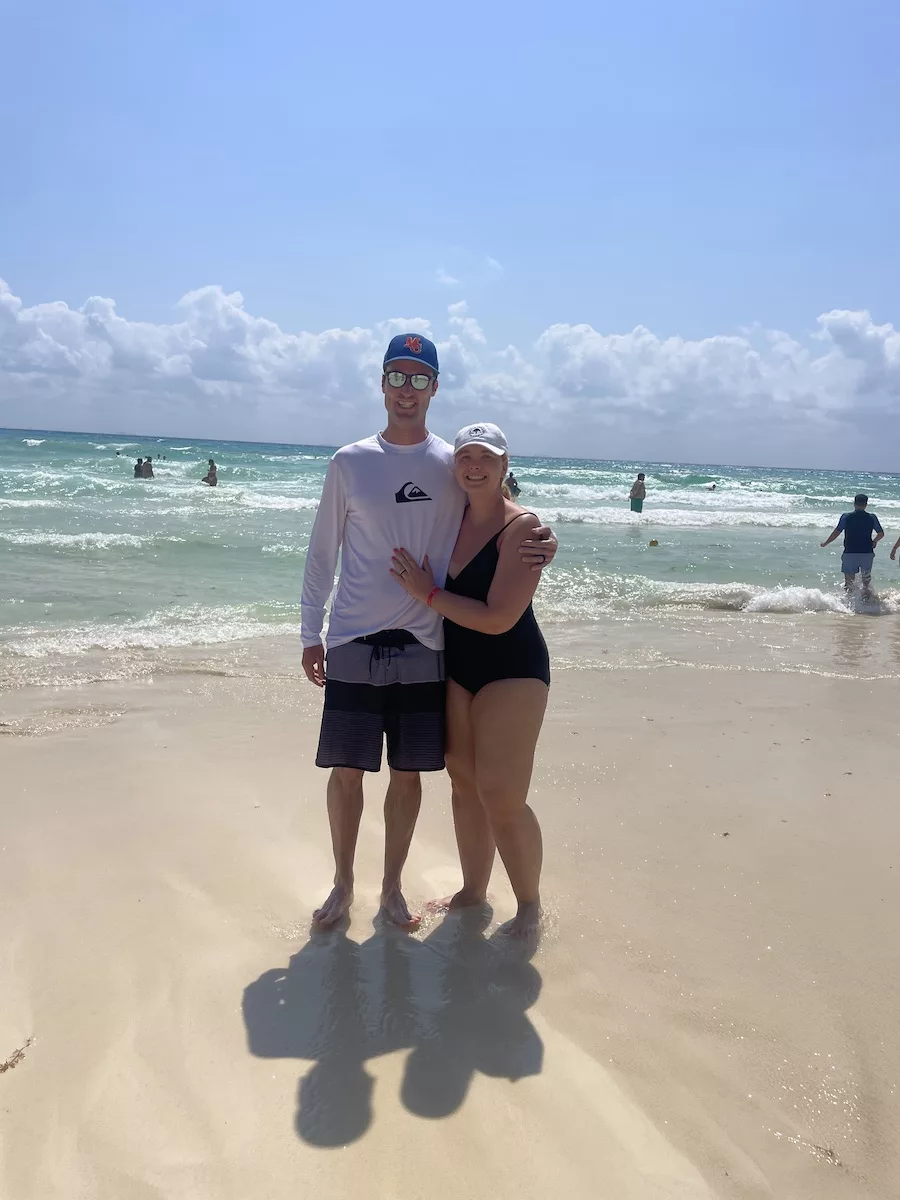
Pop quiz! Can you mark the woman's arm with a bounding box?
[391,513,543,635]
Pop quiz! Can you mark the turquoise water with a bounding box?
[2,428,900,671]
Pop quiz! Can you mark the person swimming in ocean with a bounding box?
[141,456,154,478]
[134,457,144,478]
[201,459,218,486]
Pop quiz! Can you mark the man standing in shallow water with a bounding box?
[629,473,646,512]
[300,334,557,929]
[820,493,884,598]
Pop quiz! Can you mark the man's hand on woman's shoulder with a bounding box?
[517,523,559,572]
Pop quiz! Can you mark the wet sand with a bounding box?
[1,655,899,1198]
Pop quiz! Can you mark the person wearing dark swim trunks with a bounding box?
[391,422,550,939]
[301,342,559,933]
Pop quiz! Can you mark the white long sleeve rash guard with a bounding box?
[300,432,465,652]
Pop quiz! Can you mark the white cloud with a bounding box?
[447,300,486,345]
[435,268,459,286]
[1,278,899,468]
[485,256,504,277]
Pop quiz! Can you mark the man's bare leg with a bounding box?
[381,767,422,929]
[313,767,364,929]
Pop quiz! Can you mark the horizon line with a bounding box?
[1,427,898,478]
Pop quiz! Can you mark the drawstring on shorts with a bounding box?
[353,629,418,676]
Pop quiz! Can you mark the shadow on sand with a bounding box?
[242,910,543,1145]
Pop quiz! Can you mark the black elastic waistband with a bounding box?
[353,629,419,649]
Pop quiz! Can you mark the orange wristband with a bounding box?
[426,587,440,607]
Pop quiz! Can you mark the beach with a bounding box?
[3,429,900,1197]
[2,640,899,1199]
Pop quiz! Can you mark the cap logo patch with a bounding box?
[404,336,422,354]
[469,426,485,436]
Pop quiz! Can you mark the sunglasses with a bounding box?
[385,370,435,391]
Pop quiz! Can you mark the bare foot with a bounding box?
[426,887,487,913]
[501,901,542,940]
[380,885,421,930]
[312,883,353,929]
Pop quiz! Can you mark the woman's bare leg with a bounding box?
[437,679,495,908]
[471,678,548,937]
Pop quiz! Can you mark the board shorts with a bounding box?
[315,630,445,773]
[630,497,644,513]
[841,552,874,576]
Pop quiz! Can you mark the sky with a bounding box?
[1,0,899,468]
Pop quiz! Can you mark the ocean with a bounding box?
[3,427,900,689]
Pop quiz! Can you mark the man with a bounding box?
[629,473,646,513]
[505,471,521,500]
[134,458,144,478]
[301,333,557,930]
[820,493,884,596]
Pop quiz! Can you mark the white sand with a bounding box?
[1,658,898,1198]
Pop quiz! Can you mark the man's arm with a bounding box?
[873,516,884,547]
[301,459,347,686]
[891,536,900,560]
[821,514,844,548]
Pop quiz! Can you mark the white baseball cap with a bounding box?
[453,422,508,457]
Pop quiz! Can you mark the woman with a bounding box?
[201,458,218,486]
[391,422,550,937]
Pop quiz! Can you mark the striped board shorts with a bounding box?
[316,631,446,773]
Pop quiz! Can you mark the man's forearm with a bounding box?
[300,548,337,646]
[300,459,346,647]
[300,604,326,649]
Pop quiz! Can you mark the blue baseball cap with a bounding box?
[383,333,439,375]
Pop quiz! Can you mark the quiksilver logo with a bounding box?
[395,481,432,503]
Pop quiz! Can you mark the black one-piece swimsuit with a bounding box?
[443,515,551,696]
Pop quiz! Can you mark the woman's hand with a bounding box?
[390,548,436,602]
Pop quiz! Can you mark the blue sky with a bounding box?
[2,0,899,466]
